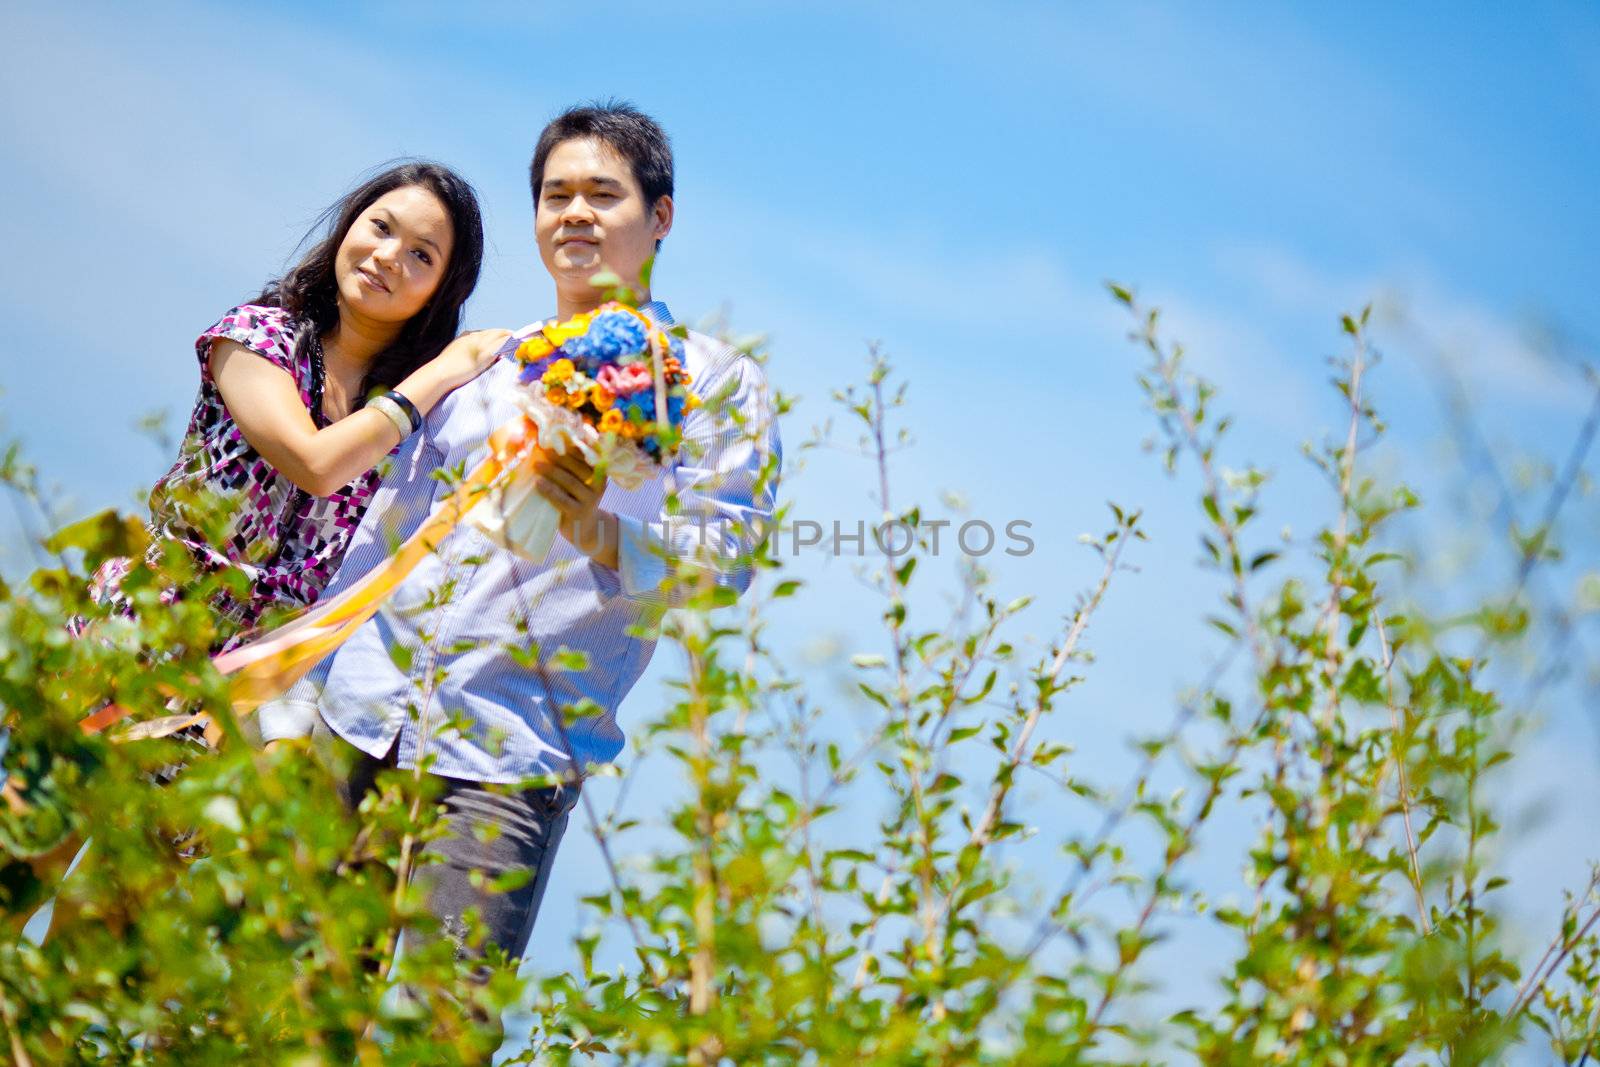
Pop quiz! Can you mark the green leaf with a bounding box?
[490,868,534,893]
[551,647,591,672]
[857,683,890,709]
[1249,550,1279,572]
[44,509,147,561]
[387,642,414,673]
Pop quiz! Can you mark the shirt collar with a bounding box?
[639,299,673,325]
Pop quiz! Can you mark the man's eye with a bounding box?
[545,194,569,205]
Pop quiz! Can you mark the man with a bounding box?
[259,102,779,976]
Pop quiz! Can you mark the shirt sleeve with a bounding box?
[615,345,781,608]
[195,304,301,384]
[254,656,332,743]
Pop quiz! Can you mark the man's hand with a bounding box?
[528,447,620,569]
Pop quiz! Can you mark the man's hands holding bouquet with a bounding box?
[526,447,618,569]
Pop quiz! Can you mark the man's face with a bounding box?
[536,137,673,304]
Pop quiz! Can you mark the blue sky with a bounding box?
[4,0,1600,1050]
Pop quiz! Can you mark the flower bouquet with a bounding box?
[464,301,698,559]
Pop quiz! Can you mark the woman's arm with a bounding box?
[210,328,511,497]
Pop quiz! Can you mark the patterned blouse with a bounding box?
[92,304,388,647]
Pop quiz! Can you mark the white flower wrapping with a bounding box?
[463,389,659,561]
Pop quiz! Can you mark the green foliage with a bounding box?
[2,294,1598,1064]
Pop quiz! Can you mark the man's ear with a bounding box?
[652,194,675,243]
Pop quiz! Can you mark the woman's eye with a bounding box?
[372,218,390,233]
[413,249,433,266]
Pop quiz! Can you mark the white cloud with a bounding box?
[1216,241,1592,414]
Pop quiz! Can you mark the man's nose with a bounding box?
[561,196,595,224]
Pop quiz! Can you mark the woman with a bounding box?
[3,163,508,932]
[87,160,508,648]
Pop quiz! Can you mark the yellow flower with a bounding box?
[565,388,589,410]
[599,408,624,433]
[589,384,615,411]
[684,392,701,411]
[545,309,599,346]
[541,358,575,386]
[517,335,554,362]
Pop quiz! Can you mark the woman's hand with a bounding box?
[211,327,510,499]
[425,328,513,391]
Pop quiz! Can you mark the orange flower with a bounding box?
[599,408,624,433]
[589,384,615,411]
[564,388,588,410]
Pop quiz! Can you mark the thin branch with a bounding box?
[1509,866,1600,1018]
[947,526,1131,914]
[1022,639,1242,960]
[1374,611,1430,934]
[509,573,668,987]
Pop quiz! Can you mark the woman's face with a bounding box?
[333,184,454,327]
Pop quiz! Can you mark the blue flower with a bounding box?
[517,358,554,385]
[561,310,649,367]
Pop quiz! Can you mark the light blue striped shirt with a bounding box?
[258,302,779,783]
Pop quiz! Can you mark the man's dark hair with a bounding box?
[529,100,674,221]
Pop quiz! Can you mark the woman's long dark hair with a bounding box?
[253,161,485,399]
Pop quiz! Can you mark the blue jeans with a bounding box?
[311,715,577,966]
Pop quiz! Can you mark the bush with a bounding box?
[3,292,1597,1064]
